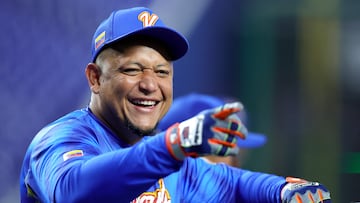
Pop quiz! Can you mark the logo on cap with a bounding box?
[138,11,159,27]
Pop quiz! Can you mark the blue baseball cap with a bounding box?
[91,7,189,62]
[158,93,267,148]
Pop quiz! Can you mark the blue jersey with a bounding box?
[20,107,285,203]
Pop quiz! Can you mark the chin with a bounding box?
[124,116,159,136]
[137,127,157,137]
[127,122,157,137]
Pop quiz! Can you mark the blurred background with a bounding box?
[1,0,359,202]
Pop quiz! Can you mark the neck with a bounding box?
[88,105,142,145]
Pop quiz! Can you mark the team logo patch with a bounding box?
[94,31,106,50]
[132,179,170,203]
[138,11,159,27]
[63,150,84,161]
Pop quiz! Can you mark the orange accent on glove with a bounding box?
[212,127,246,139]
[208,138,237,148]
[285,177,308,184]
[212,107,240,120]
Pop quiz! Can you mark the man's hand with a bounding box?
[165,102,248,160]
[281,177,331,203]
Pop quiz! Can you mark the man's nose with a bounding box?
[139,70,157,94]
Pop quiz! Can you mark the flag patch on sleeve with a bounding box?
[63,150,84,161]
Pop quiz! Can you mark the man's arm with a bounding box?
[175,158,284,202]
[28,129,180,203]
[163,101,331,202]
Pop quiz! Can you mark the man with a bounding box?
[20,7,331,202]
[157,92,267,167]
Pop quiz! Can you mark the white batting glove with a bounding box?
[165,102,248,160]
[281,177,331,203]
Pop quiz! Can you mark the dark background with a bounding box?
[1,0,359,202]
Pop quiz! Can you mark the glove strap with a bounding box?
[165,123,186,161]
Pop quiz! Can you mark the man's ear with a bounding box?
[85,63,101,94]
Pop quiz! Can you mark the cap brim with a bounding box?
[236,132,267,148]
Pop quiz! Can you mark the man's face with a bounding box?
[92,44,173,137]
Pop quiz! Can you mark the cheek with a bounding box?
[99,76,132,105]
[160,76,173,97]
[111,76,137,93]
[160,79,173,118]
[162,97,173,119]
[163,80,173,96]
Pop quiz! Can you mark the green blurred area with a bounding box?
[232,1,360,202]
[343,152,360,173]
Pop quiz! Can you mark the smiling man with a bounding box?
[87,38,174,144]
[19,7,331,203]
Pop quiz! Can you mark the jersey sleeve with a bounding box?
[176,158,286,202]
[26,122,181,203]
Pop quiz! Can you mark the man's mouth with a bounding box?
[130,99,158,107]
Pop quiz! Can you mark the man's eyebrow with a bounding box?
[123,62,171,69]
[119,61,142,68]
[155,63,171,68]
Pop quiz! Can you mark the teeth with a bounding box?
[134,100,156,106]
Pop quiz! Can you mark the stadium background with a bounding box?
[1,0,359,202]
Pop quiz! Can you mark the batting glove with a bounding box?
[281,177,331,203]
[165,102,248,160]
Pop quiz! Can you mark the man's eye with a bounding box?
[156,70,170,77]
[120,68,141,75]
